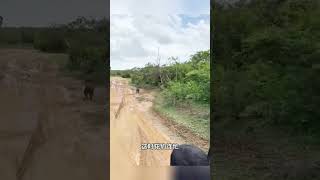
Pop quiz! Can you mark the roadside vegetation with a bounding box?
[214,0,320,137]
[0,16,109,84]
[213,0,320,179]
[112,50,210,140]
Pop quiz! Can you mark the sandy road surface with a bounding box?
[0,49,108,180]
[110,77,186,179]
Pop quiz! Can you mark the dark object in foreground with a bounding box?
[173,166,210,180]
[84,80,95,101]
[170,144,211,180]
[170,144,210,166]
[136,88,140,94]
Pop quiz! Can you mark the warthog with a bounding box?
[83,80,94,101]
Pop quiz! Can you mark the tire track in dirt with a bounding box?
[110,77,175,180]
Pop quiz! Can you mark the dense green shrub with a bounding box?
[20,29,35,44]
[33,30,68,53]
[0,28,38,45]
[67,45,107,74]
[0,28,22,44]
[129,50,210,106]
[213,0,320,135]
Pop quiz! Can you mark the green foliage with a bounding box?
[111,70,131,78]
[0,28,22,44]
[130,63,162,88]
[213,0,320,136]
[33,29,68,53]
[0,17,108,84]
[130,50,210,105]
[65,35,107,84]
[0,28,38,45]
[67,46,107,72]
[20,29,35,44]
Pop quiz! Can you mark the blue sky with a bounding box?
[180,14,210,28]
[181,0,210,14]
[111,0,210,15]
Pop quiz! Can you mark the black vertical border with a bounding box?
[106,0,111,179]
[210,0,215,179]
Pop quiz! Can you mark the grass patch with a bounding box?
[153,94,210,140]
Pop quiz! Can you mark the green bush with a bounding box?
[213,0,320,135]
[20,29,35,44]
[0,28,22,44]
[33,30,68,53]
[67,45,106,69]
[130,50,210,106]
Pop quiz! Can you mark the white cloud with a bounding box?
[111,14,209,70]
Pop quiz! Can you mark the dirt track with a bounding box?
[110,76,211,171]
[109,77,210,178]
[110,77,188,179]
[0,49,107,180]
[110,77,185,164]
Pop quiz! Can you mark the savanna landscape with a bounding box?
[109,11,211,175]
[110,51,210,167]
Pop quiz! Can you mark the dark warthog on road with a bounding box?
[83,80,95,101]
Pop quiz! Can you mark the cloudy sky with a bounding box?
[111,0,210,70]
[0,0,109,27]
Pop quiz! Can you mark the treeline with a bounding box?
[113,50,210,105]
[213,0,320,137]
[0,17,109,83]
[111,70,131,78]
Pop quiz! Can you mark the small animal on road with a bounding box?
[83,80,95,101]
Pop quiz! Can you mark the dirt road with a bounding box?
[110,77,185,180]
[110,77,210,178]
[110,76,184,164]
[110,76,210,170]
[0,49,108,180]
